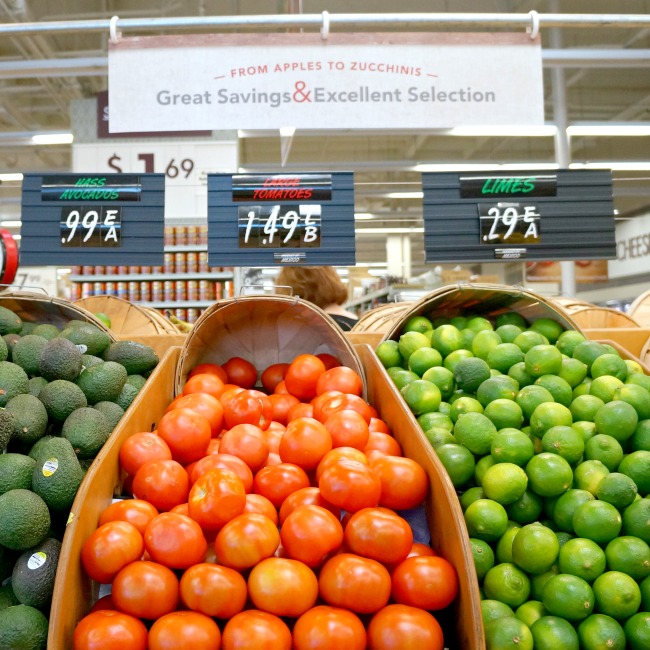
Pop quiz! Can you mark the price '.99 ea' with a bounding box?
[60,206,122,248]
[238,205,321,249]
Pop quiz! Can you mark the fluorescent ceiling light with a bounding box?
[355,227,425,234]
[385,192,423,199]
[414,163,560,172]
[31,133,73,145]
[0,221,21,227]
[567,124,650,136]
[354,213,374,220]
[0,173,23,182]
[569,162,650,171]
[449,125,557,137]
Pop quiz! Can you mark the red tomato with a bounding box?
[222,356,258,389]
[344,507,413,565]
[253,462,310,508]
[278,486,340,525]
[73,610,148,650]
[111,560,179,620]
[315,447,368,482]
[81,521,144,584]
[132,460,189,512]
[215,512,280,570]
[316,366,363,397]
[119,432,172,477]
[180,562,247,619]
[316,393,373,424]
[219,423,269,473]
[166,393,224,437]
[273,379,290,395]
[279,417,332,471]
[364,431,402,457]
[144,512,207,569]
[156,408,211,465]
[268,393,300,425]
[247,557,318,617]
[88,594,116,613]
[408,542,437,558]
[318,459,382,513]
[292,605,366,650]
[222,610,292,650]
[243,493,279,524]
[188,363,228,383]
[183,373,226,400]
[286,401,314,422]
[311,390,343,421]
[280,504,343,568]
[391,555,459,610]
[316,353,342,370]
[218,385,245,409]
[318,553,391,614]
[223,389,273,431]
[368,417,390,434]
[264,426,284,454]
[284,354,326,401]
[261,452,282,467]
[170,503,189,516]
[190,453,254,493]
[188,468,246,532]
[324,410,370,450]
[206,438,221,455]
[261,362,290,394]
[369,455,429,510]
[367,604,444,650]
[148,611,221,650]
[98,499,159,536]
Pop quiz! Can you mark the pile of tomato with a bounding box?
[72,352,459,650]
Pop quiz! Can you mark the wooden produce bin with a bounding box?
[586,328,650,366]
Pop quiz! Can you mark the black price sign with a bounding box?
[238,205,321,248]
[479,203,540,245]
[60,206,121,247]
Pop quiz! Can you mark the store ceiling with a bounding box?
[1,0,650,277]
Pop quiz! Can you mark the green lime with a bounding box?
[430,324,464,358]
[482,463,529,506]
[514,330,549,354]
[495,525,521,564]
[630,419,650,452]
[529,318,564,344]
[529,401,573,438]
[386,367,420,390]
[443,348,475,373]
[572,420,597,443]
[623,612,650,650]
[495,324,524,344]
[464,499,509,543]
[508,361,535,388]
[423,427,457,449]
[573,378,593,398]
[484,616,533,650]
[400,379,441,415]
[541,425,585,464]
[515,600,546,630]
[591,354,628,381]
[589,375,624,403]
[596,472,638,509]
[511,522,559,575]
[594,400,638,443]
[481,599,515,624]
[402,315,434,334]
[486,342,525,374]
[573,459,610,495]
[491,428,535,466]
[556,529,575,548]
[94,312,112,329]
[558,537,606,583]
[534,374,574,407]
[573,340,609,369]
[577,614,626,650]
[472,330,502,361]
[477,375,519,407]
[398,330,432,362]
[459,486,484,512]
[466,315,494,332]
[448,315,467,330]
[453,356,491,393]
[407,346,443,376]
[529,565,560,601]
[375,340,403,369]
[605,535,650,581]
[438,400,452,416]
[524,344,563,378]
[584,434,624,472]
[553,489,595,533]
[542,573,595,621]
[621,498,650,544]
[496,312,528,329]
[525,452,573,498]
[421,366,455,400]
[484,399,524,431]
[475,455,497,487]
[556,329,587,357]
[505,489,544,525]
[470,537,495,581]
[569,394,605,422]
[449,395,484,422]
[435,443,475,488]
[516,384,555,421]
[572,500,622,544]
[592,570,641,620]
[627,371,650,391]
[558,357,589,388]
[614,383,650,420]
[483,562,531,607]
[454,412,497,455]
[530,615,579,650]
[417,411,454,432]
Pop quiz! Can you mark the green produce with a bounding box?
[11,538,61,610]
[93,401,125,429]
[0,306,23,335]
[116,382,140,410]
[0,604,48,650]
[38,337,83,382]
[6,394,49,447]
[59,323,111,356]
[0,336,8,362]
[37,379,87,422]
[27,377,48,398]
[30,324,59,341]
[0,489,50,551]
[0,584,19,611]
[0,361,30,407]
[102,339,159,375]
[0,408,20,452]
[61,407,111,458]
[0,454,37,495]
[11,335,48,378]
[76,360,127,404]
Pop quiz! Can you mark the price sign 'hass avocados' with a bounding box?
[208,172,355,266]
[20,173,165,266]
[423,169,615,262]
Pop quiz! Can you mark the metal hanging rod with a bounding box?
[1,13,650,38]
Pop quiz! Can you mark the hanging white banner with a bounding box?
[108,32,544,132]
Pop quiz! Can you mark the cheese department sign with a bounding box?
[108,33,544,131]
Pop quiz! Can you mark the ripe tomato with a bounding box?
[344,507,413,565]
[279,417,332,471]
[218,385,245,409]
[280,504,343,568]
[223,389,273,430]
[262,452,282,467]
[315,447,368,482]
[188,468,246,532]
[247,557,319,617]
[273,379,290,395]
[222,356,258,389]
[218,423,269,472]
[268,393,300,425]
[119,432,172,477]
[286,401,314,421]
[144,512,207,569]
[367,604,444,650]
[324,410,370,450]
[261,362,290,394]
[318,459,382,513]
[206,438,220,455]
[244,493,279,524]
[215,512,280,570]
[180,562,247,619]
[284,354,326,401]
[88,594,116,613]
[190,453,254,493]
[316,393,373,424]
[170,503,189,516]
[148,611,221,650]
[253,462,310,508]
[264,425,284,454]
[98,499,159,536]
[369,455,429,510]
[408,542,437,558]
[188,362,228,383]
[292,605,366,650]
[182,373,226,400]
[278,486,340,525]
[156,408,211,465]
[318,553,391,614]
[81,521,144,584]
[73,610,148,650]
[316,353,342,370]
[391,555,459,610]
[132,460,189,512]
[364,431,402,457]
[368,417,390,434]
[166,393,224,437]
[222,610,292,650]
[316,366,363,397]
[111,560,179,620]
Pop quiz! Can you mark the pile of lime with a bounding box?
[377,311,650,649]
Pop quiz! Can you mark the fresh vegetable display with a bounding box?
[72,352,459,650]
[377,310,650,649]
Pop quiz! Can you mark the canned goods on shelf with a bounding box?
[174,253,187,274]
[175,308,188,321]
[105,266,117,275]
[198,252,209,272]
[128,266,140,275]
[187,308,200,323]
[198,280,213,301]
[117,266,129,275]
[71,266,82,275]
[152,281,164,302]
[128,281,140,302]
[187,280,199,301]
[69,284,82,300]
[186,225,199,246]
[174,226,188,247]
[186,252,198,274]
[93,281,106,295]
[164,225,175,246]
[105,282,117,296]
[164,253,174,273]
[82,266,95,276]
[224,281,234,299]
[81,282,93,298]
[152,266,164,274]
[116,282,128,299]
[164,281,175,301]
[140,266,152,274]
[199,224,208,245]
[215,283,223,301]
[175,280,187,301]
[140,282,152,302]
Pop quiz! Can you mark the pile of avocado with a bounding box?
[0,304,159,648]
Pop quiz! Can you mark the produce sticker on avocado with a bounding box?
[42,458,59,476]
[27,552,47,570]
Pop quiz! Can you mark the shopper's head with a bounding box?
[275,266,348,309]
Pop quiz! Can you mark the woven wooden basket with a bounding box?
[628,289,650,327]
[567,306,640,329]
[352,301,412,333]
[176,295,364,395]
